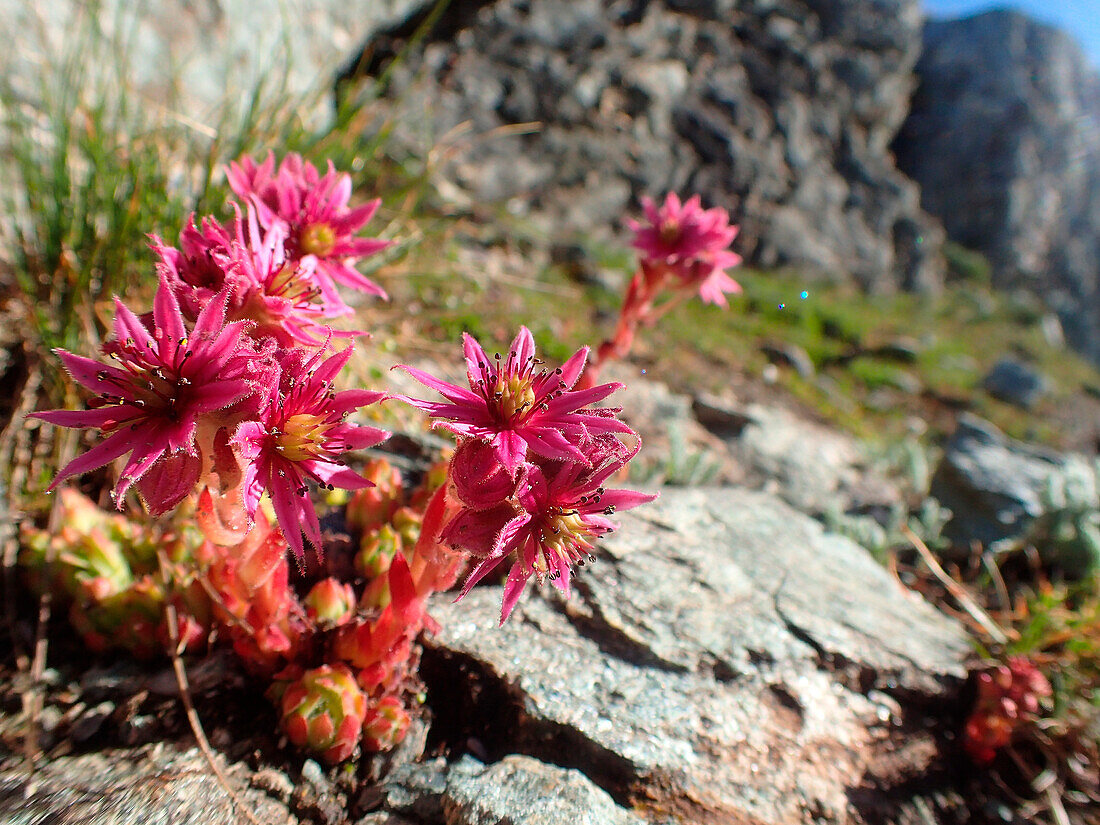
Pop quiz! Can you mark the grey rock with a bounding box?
[930,413,1068,549]
[299,759,328,793]
[896,9,1100,364]
[982,357,1049,409]
[760,341,816,378]
[0,745,296,824]
[443,755,646,825]
[70,700,115,743]
[422,487,968,824]
[730,403,902,515]
[367,0,944,292]
[250,768,295,804]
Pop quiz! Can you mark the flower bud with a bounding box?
[450,438,518,510]
[362,695,411,752]
[304,578,357,627]
[279,665,367,763]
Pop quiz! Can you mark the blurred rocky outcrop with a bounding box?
[365,0,944,292]
[0,0,430,126]
[895,9,1100,363]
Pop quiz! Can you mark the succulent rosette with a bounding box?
[362,695,412,752]
[278,665,368,763]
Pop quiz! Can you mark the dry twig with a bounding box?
[159,551,263,825]
[901,525,1010,646]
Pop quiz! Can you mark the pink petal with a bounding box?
[392,365,481,405]
[112,298,154,352]
[499,562,531,625]
[521,426,587,464]
[54,351,128,395]
[152,277,187,353]
[32,407,130,429]
[557,347,589,390]
[492,430,530,474]
[462,333,491,380]
[48,429,135,490]
[509,327,536,368]
[271,484,308,562]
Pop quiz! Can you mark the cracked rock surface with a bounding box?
[410,487,969,824]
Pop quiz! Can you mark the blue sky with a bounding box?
[924,1,1100,66]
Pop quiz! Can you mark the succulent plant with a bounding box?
[277,665,368,763]
[362,694,413,752]
[963,657,1052,764]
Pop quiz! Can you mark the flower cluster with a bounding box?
[29,153,670,762]
[35,153,391,560]
[963,657,1053,764]
[396,326,656,623]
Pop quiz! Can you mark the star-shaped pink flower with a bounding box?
[394,327,635,474]
[232,345,389,560]
[33,278,261,514]
[628,193,742,307]
[227,152,390,304]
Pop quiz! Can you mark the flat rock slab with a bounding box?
[413,487,969,824]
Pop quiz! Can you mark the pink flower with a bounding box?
[227,205,357,346]
[157,205,358,347]
[34,278,261,514]
[628,193,742,307]
[232,344,389,560]
[394,327,635,474]
[446,436,656,624]
[151,214,237,322]
[226,152,390,303]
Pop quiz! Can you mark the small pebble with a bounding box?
[301,759,327,791]
[251,768,295,802]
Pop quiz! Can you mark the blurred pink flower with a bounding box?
[394,327,634,474]
[232,344,388,560]
[227,152,390,303]
[34,278,261,514]
[628,193,742,307]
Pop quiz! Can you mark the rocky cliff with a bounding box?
[367,0,945,292]
[895,9,1100,362]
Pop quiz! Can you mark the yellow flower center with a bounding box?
[535,508,592,573]
[659,219,682,246]
[299,222,337,257]
[269,263,314,300]
[493,373,537,421]
[276,413,333,462]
